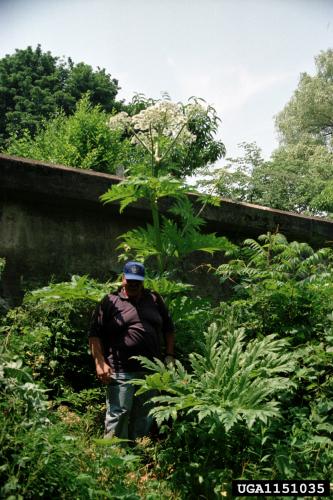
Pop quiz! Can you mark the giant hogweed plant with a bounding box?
[133,321,296,432]
[215,232,333,342]
[116,197,235,270]
[216,232,333,287]
[101,99,234,274]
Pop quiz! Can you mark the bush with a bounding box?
[6,95,124,174]
[0,351,165,499]
[2,276,112,397]
[132,322,297,496]
[215,233,333,344]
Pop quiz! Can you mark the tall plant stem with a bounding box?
[150,195,164,273]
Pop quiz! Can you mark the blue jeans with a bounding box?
[105,372,154,441]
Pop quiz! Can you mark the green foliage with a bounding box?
[2,276,114,396]
[123,232,332,496]
[203,141,333,216]
[311,179,333,213]
[272,401,333,479]
[167,295,214,360]
[134,323,295,430]
[2,228,333,497]
[276,49,333,147]
[144,276,193,298]
[131,322,296,496]
[0,44,120,146]
[6,95,124,173]
[101,174,187,212]
[167,97,226,178]
[201,51,333,216]
[25,274,113,305]
[253,143,333,214]
[215,232,333,343]
[102,174,235,274]
[113,94,226,179]
[200,141,264,203]
[117,216,233,268]
[0,353,150,499]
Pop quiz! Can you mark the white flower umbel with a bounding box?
[131,101,195,145]
[108,111,130,131]
[108,100,197,166]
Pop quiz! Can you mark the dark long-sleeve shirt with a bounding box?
[89,288,174,372]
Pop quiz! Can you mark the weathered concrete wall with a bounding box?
[1,153,333,303]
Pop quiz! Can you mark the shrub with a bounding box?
[6,95,124,174]
[132,322,296,496]
[215,233,333,344]
[2,276,112,397]
[0,351,161,499]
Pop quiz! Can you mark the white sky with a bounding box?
[0,0,332,160]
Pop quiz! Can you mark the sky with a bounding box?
[0,0,332,161]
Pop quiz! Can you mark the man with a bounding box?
[89,261,175,442]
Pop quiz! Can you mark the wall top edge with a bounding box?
[1,153,333,228]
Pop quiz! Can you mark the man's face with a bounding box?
[122,276,143,298]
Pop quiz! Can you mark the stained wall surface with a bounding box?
[1,153,332,303]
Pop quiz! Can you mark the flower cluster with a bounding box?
[108,111,130,132]
[108,101,198,152]
[131,101,195,144]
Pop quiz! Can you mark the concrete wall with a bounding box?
[1,153,333,303]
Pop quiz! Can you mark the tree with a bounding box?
[6,95,123,173]
[202,50,333,217]
[252,144,333,214]
[199,142,264,203]
[0,45,120,146]
[276,49,333,147]
[204,141,333,216]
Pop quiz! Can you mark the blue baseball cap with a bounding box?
[123,261,145,281]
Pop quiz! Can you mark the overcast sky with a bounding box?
[0,0,332,160]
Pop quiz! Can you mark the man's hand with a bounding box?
[89,337,113,384]
[95,359,113,384]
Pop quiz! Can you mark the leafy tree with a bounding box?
[203,51,333,216]
[276,49,333,147]
[199,142,264,203]
[0,45,120,146]
[252,143,333,214]
[6,95,124,173]
[204,140,333,216]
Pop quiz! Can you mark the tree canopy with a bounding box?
[0,45,121,146]
[276,49,333,147]
[7,93,226,180]
[204,49,333,218]
[6,95,123,174]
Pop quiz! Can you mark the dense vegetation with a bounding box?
[0,45,122,147]
[1,45,332,498]
[1,233,332,498]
